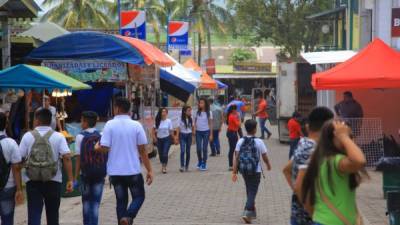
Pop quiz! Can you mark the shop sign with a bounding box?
[393,8,400,37]
[120,10,146,40]
[233,62,272,72]
[205,58,216,75]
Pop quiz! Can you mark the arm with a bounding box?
[62,153,74,193]
[294,169,314,214]
[282,160,294,191]
[232,151,239,182]
[138,145,153,185]
[262,153,271,171]
[75,156,81,181]
[12,164,24,204]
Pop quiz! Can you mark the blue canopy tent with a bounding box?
[216,80,228,89]
[159,69,196,102]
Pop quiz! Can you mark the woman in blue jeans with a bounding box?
[177,105,194,172]
[153,108,175,174]
[194,98,213,171]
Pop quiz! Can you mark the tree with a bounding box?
[229,0,332,59]
[230,48,256,64]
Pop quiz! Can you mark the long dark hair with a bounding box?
[155,107,168,129]
[181,105,192,129]
[197,98,210,118]
[226,104,237,124]
[301,120,368,206]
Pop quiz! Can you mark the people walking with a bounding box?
[300,120,368,225]
[226,105,240,171]
[75,111,107,225]
[232,119,272,224]
[209,99,223,157]
[253,94,272,139]
[287,111,303,159]
[153,107,174,174]
[0,112,24,225]
[177,105,194,172]
[19,108,74,225]
[194,98,213,171]
[95,98,153,225]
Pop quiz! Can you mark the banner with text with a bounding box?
[168,21,189,50]
[120,10,146,40]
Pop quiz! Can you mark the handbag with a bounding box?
[317,180,364,225]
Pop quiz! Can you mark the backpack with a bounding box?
[238,137,260,175]
[0,135,11,191]
[80,131,107,182]
[26,130,58,182]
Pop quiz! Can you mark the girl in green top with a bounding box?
[301,120,368,225]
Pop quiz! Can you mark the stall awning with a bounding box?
[18,22,70,43]
[301,50,357,65]
[183,59,218,89]
[216,80,228,89]
[312,39,400,90]
[0,64,91,92]
[161,54,201,88]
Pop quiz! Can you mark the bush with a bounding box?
[230,48,256,64]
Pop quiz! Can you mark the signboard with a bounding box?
[233,62,272,72]
[168,21,189,50]
[205,58,216,75]
[120,10,146,40]
[128,64,155,83]
[179,49,192,56]
[392,8,400,37]
[43,60,127,82]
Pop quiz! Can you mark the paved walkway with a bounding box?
[14,126,388,225]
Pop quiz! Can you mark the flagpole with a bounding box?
[117,0,121,32]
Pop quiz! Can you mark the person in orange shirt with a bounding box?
[226,104,241,171]
[253,94,272,139]
[287,111,303,159]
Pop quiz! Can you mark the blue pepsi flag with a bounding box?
[168,21,189,50]
[120,10,146,40]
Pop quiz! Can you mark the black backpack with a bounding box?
[238,137,260,175]
[0,135,11,191]
[80,131,108,183]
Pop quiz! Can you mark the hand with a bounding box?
[209,135,213,142]
[146,171,154,185]
[267,164,272,171]
[66,181,74,193]
[94,141,101,151]
[333,121,351,141]
[15,190,24,205]
[232,173,238,182]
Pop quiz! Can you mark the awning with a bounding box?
[216,80,228,89]
[183,59,218,89]
[306,6,346,20]
[160,54,201,88]
[0,64,91,92]
[301,50,357,65]
[18,22,70,43]
[213,74,276,79]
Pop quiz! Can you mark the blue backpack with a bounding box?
[238,137,259,175]
[80,131,107,182]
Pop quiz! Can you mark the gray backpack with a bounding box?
[26,130,58,181]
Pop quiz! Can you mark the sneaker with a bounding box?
[197,162,201,169]
[241,212,252,224]
[200,163,208,171]
[120,217,133,225]
[267,133,272,139]
[210,153,216,157]
[179,167,184,172]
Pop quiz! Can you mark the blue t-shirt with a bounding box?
[225,100,245,116]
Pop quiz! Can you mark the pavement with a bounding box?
[14,125,389,225]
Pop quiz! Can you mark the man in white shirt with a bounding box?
[19,108,73,225]
[96,98,153,225]
[0,113,23,225]
[37,96,57,130]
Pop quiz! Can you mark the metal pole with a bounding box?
[117,0,121,32]
[166,13,170,53]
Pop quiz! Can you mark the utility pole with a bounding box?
[206,0,212,59]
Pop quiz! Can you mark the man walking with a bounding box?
[19,108,74,225]
[96,97,153,225]
[209,99,223,156]
[253,94,272,139]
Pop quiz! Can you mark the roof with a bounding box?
[306,6,346,20]
[216,65,277,74]
[18,22,70,43]
[301,50,357,65]
[183,59,218,89]
[0,64,91,91]
[312,39,400,90]
[0,0,40,18]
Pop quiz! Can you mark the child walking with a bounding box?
[232,119,272,224]
[177,106,194,172]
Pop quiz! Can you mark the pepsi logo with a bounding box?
[171,37,177,43]
[124,31,131,36]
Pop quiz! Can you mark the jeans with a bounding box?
[157,136,171,166]
[110,175,145,224]
[289,138,300,159]
[210,130,221,155]
[242,173,261,211]
[196,130,210,165]
[258,118,272,138]
[0,187,16,225]
[180,133,192,168]
[26,181,61,225]
[81,177,105,225]
[227,131,239,167]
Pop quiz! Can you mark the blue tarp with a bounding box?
[27,32,144,65]
[216,80,228,89]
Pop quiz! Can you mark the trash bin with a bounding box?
[61,154,81,198]
[387,191,400,225]
[377,158,400,198]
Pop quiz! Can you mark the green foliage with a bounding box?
[230,48,256,64]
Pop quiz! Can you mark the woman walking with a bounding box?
[226,105,241,171]
[194,98,213,171]
[177,105,194,172]
[153,107,174,174]
[300,120,368,225]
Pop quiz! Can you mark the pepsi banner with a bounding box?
[168,21,189,50]
[120,10,146,40]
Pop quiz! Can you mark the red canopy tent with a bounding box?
[312,38,400,90]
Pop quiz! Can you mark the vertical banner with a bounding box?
[205,58,216,75]
[168,21,189,50]
[120,10,146,40]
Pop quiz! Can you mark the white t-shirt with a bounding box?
[155,119,173,139]
[100,115,147,176]
[179,119,193,134]
[195,111,213,132]
[19,126,71,183]
[235,136,268,173]
[75,128,97,155]
[0,131,22,188]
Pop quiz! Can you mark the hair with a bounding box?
[197,98,210,118]
[308,107,334,132]
[114,97,131,113]
[208,98,214,105]
[82,111,98,128]
[226,104,237,124]
[344,91,353,98]
[35,108,52,126]
[155,107,168,129]
[301,120,368,206]
[245,119,258,134]
[0,113,7,131]
[292,111,301,119]
[181,105,192,129]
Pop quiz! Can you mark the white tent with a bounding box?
[161,54,201,88]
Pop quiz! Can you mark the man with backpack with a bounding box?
[19,108,74,225]
[232,119,272,224]
[0,112,24,225]
[95,97,153,225]
[75,111,106,225]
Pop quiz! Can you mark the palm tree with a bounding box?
[41,0,114,29]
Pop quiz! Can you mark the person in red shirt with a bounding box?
[287,111,303,159]
[226,104,241,171]
[253,94,272,139]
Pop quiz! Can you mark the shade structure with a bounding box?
[183,59,218,89]
[18,22,70,43]
[161,54,201,88]
[0,64,91,92]
[312,38,400,90]
[216,80,228,89]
